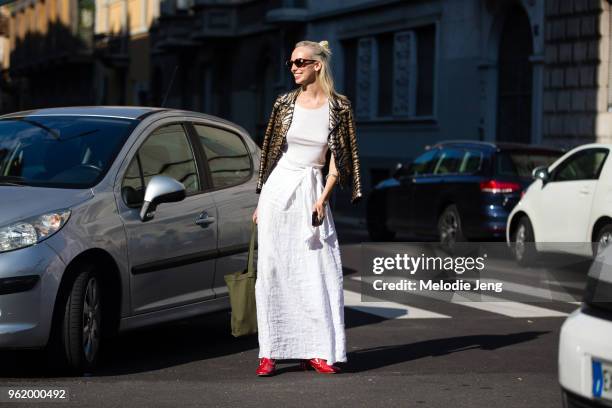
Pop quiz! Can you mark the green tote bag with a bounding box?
[224,220,258,337]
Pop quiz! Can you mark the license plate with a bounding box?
[593,360,612,401]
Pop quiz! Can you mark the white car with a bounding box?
[506,143,612,265]
[558,246,612,407]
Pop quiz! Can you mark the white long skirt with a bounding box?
[255,155,347,364]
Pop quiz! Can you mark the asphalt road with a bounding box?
[0,222,589,408]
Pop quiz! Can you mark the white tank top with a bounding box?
[281,100,330,166]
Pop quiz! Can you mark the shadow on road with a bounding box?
[0,309,549,378]
[0,255,560,378]
[0,310,255,378]
[341,331,550,373]
[0,273,386,379]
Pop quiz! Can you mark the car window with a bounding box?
[551,148,609,182]
[458,149,483,174]
[433,148,463,175]
[410,149,438,176]
[193,124,251,189]
[496,151,561,178]
[121,155,145,206]
[121,124,199,206]
[0,116,136,188]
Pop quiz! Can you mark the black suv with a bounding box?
[367,141,564,247]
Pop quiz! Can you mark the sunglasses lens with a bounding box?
[286,59,313,68]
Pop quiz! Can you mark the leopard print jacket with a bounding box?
[255,87,363,204]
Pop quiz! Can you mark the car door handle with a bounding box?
[195,211,216,227]
[579,187,590,195]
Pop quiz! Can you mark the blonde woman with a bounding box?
[253,39,363,376]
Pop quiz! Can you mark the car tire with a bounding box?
[367,195,396,242]
[594,224,612,257]
[48,265,103,374]
[437,204,465,253]
[512,216,538,267]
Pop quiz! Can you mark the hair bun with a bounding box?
[319,40,330,51]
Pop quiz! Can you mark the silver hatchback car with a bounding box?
[0,107,259,372]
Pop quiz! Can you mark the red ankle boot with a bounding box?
[299,358,341,374]
[256,358,276,376]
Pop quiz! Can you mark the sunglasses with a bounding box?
[285,58,317,68]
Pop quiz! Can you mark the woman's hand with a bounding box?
[312,198,326,223]
[252,206,258,224]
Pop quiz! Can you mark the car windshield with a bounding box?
[0,116,137,188]
[495,150,562,178]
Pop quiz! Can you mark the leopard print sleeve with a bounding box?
[256,95,281,194]
[345,101,363,204]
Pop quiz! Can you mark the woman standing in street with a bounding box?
[252,39,363,376]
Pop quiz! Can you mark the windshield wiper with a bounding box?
[7,118,101,141]
[61,129,100,141]
[13,118,61,140]
[0,176,27,186]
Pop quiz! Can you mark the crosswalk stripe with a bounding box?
[541,280,585,290]
[464,278,581,303]
[449,293,569,318]
[343,289,451,319]
[348,275,570,318]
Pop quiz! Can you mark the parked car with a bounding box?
[366,141,563,250]
[559,245,612,407]
[507,143,612,265]
[0,107,259,373]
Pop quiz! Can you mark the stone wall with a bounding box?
[543,0,612,147]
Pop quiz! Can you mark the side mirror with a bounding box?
[532,166,550,184]
[139,175,186,222]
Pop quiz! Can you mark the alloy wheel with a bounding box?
[597,231,612,256]
[440,211,458,248]
[82,277,101,364]
[515,225,526,261]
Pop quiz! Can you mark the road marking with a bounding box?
[541,280,585,290]
[343,289,451,319]
[449,293,569,318]
[349,275,569,318]
[465,278,581,303]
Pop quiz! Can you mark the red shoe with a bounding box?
[256,358,276,376]
[299,358,341,374]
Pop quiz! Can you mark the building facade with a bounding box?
[1,0,97,109]
[94,0,160,105]
[2,0,612,218]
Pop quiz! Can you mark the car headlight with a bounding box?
[0,210,71,253]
